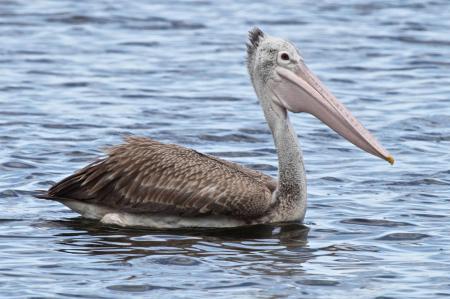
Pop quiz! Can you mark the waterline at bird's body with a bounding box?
[60,199,305,228]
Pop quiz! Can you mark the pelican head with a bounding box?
[247,27,394,164]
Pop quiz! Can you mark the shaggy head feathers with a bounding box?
[246,27,265,58]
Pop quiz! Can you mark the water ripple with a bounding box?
[0,0,449,298]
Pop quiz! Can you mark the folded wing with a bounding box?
[44,136,277,219]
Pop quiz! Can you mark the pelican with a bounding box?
[37,28,394,228]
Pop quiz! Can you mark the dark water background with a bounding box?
[1,0,449,298]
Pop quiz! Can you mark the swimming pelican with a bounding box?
[37,28,394,228]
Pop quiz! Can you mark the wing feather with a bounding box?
[45,136,277,219]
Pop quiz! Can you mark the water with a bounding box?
[1,0,449,298]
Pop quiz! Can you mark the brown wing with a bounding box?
[45,136,277,219]
[202,153,277,192]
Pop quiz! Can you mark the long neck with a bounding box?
[260,96,307,202]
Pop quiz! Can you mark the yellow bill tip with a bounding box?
[386,155,395,165]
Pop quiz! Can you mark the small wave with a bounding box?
[388,178,450,186]
[296,279,339,286]
[341,218,414,227]
[199,134,262,143]
[1,161,36,169]
[118,41,159,47]
[377,232,430,241]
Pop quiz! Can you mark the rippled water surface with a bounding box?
[1,0,450,298]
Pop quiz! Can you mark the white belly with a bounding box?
[60,199,247,228]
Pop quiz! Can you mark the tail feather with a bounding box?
[34,190,53,200]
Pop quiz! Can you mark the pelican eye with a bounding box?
[280,53,290,61]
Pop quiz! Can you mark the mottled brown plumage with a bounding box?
[44,136,277,220]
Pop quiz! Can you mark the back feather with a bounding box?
[39,136,277,220]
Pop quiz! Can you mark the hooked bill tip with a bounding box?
[386,155,395,165]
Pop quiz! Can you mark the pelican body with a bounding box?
[38,28,393,228]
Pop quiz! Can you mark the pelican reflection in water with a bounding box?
[37,28,394,228]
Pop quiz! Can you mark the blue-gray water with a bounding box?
[1,1,449,298]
